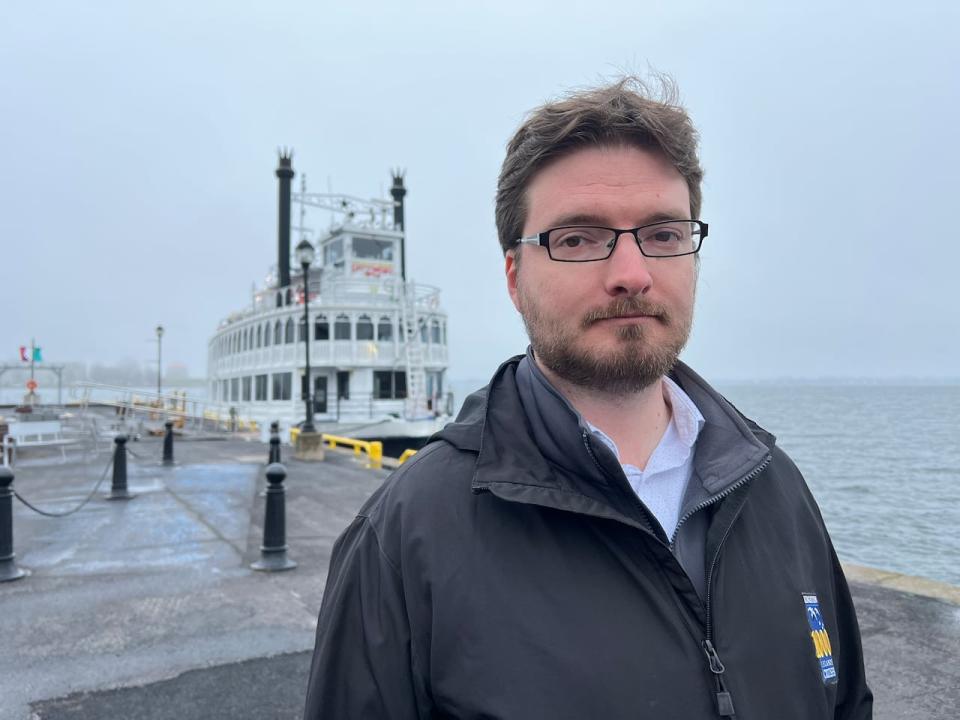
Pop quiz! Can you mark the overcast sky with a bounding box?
[2,1,957,384]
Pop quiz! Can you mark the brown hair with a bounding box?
[495,75,704,255]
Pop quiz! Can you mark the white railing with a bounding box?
[71,383,261,433]
[235,277,443,329]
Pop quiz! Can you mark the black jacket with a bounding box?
[305,356,873,719]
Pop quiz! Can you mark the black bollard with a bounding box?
[107,434,134,500]
[162,421,175,466]
[0,467,28,582]
[268,420,281,465]
[251,463,296,572]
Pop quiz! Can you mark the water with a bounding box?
[718,383,960,587]
[450,378,960,587]
[0,385,207,406]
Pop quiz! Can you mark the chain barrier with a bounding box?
[13,454,114,518]
[125,443,158,462]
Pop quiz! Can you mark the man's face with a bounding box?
[506,144,697,395]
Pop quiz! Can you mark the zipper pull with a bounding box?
[702,639,736,717]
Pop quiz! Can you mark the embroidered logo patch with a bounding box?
[803,593,837,684]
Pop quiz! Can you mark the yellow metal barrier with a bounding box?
[321,434,383,469]
[286,430,417,471]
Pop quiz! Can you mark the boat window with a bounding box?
[373,370,407,400]
[431,319,441,344]
[337,370,350,400]
[315,315,329,340]
[274,320,283,345]
[242,377,252,402]
[427,371,443,398]
[356,314,374,341]
[272,372,292,401]
[352,237,394,261]
[285,317,295,343]
[377,316,393,341]
[324,239,344,266]
[334,314,351,340]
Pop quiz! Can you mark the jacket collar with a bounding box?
[434,352,772,514]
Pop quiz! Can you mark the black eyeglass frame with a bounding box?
[514,219,708,262]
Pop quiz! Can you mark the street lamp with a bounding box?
[156,324,164,396]
[295,239,316,433]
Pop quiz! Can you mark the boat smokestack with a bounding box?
[390,170,407,280]
[276,150,294,288]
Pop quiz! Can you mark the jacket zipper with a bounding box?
[584,426,772,719]
[698,455,772,718]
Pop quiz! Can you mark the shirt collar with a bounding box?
[586,376,704,462]
[662,375,705,447]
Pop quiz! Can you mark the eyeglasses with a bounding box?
[515,220,707,262]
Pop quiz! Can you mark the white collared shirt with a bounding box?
[588,377,704,539]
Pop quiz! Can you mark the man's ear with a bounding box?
[505,249,521,312]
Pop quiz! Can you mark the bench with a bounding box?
[2,420,76,466]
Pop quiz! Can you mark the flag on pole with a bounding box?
[19,346,28,362]
[33,347,42,362]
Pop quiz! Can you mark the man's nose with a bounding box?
[602,231,653,297]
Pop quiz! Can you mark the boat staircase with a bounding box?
[400,282,429,420]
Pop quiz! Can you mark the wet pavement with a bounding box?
[2,436,958,719]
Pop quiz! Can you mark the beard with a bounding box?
[518,293,693,395]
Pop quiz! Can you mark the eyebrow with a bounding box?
[546,211,690,228]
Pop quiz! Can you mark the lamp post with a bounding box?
[295,239,316,433]
[156,324,164,396]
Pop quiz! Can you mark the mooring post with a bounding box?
[107,434,134,500]
[162,420,175,466]
[0,467,28,582]
[251,463,296,572]
[269,421,281,464]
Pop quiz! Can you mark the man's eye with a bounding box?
[553,230,604,248]
[651,230,682,244]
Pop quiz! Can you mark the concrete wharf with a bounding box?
[1,436,957,719]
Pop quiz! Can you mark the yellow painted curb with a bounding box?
[842,563,960,606]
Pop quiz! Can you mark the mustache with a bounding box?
[581,298,670,328]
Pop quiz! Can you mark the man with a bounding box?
[304,77,873,719]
